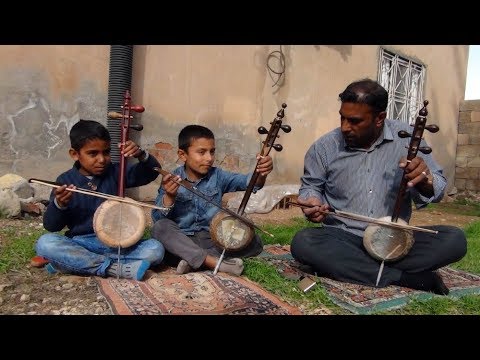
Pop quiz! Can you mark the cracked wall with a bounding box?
[0,45,109,182]
[0,45,468,201]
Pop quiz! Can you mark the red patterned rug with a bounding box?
[260,245,480,314]
[96,267,302,315]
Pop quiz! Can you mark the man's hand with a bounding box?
[399,156,432,187]
[297,196,330,223]
[399,156,434,197]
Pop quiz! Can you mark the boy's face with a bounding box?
[178,137,215,181]
[69,138,111,176]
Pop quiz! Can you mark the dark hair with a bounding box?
[69,119,111,151]
[178,125,214,151]
[338,78,388,115]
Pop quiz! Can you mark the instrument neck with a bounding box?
[117,91,132,197]
[237,172,260,216]
[118,152,126,197]
[236,109,287,215]
[391,106,429,222]
[391,178,408,222]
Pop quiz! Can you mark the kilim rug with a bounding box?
[259,245,480,314]
[96,267,302,315]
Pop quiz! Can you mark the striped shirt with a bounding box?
[299,118,446,237]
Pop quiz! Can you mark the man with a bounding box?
[291,79,466,295]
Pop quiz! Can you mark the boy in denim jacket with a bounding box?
[151,125,273,276]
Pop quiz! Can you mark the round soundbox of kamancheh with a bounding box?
[210,211,255,251]
[93,199,146,248]
[363,216,414,261]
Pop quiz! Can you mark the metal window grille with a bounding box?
[378,48,425,124]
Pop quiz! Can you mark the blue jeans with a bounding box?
[36,233,165,277]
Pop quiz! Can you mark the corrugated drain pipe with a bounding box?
[107,45,133,163]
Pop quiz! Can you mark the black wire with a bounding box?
[266,45,286,87]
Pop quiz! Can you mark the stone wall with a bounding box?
[455,100,480,197]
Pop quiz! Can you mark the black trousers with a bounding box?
[290,225,467,287]
[152,218,264,269]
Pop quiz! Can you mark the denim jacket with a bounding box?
[151,166,256,235]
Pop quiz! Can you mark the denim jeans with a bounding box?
[36,233,165,277]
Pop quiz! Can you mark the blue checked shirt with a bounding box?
[151,166,257,235]
[299,118,446,237]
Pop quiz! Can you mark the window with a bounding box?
[378,48,426,124]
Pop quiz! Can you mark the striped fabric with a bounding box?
[299,119,446,237]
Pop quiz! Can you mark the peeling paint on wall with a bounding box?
[0,45,469,199]
[0,88,107,179]
[7,92,78,162]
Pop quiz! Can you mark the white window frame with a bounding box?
[378,48,426,124]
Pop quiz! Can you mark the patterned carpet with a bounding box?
[96,267,302,315]
[259,245,480,314]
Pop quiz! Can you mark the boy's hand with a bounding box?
[255,154,273,177]
[55,184,75,207]
[119,140,145,158]
[161,173,182,205]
